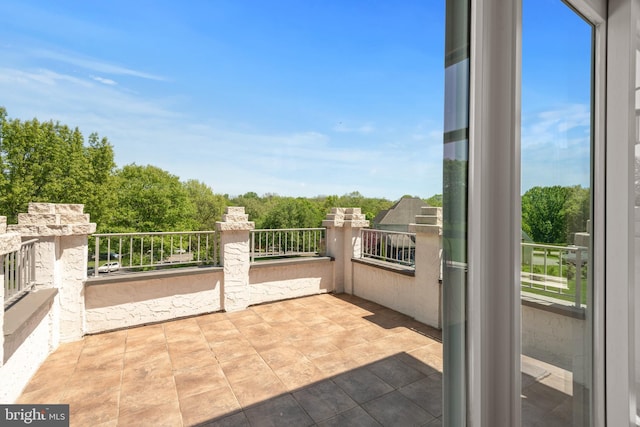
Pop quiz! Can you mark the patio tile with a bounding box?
[226,311,264,327]
[83,329,127,348]
[333,367,395,404]
[257,309,296,324]
[406,346,443,372]
[21,360,75,393]
[272,357,326,391]
[16,386,66,405]
[292,336,341,359]
[209,338,258,362]
[398,373,443,418]
[169,347,218,371]
[424,417,443,426]
[322,329,368,350]
[126,336,168,354]
[123,349,173,377]
[316,406,382,427]
[174,363,228,400]
[202,325,243,342]
[521,381,569,413]
[220,353,271,383]
[79,339,125,359]
[227,370,287,407]
[179,385,241,426]
[235,322,276,339]
[67,386,120,426]
[45,340,84,364]
[245,333,286,351]
[14,293,576,427]
[67,366,123,390]
[163,316,200,333]
[363,390,434,426]
[259,346,307,369]
[292,380,359,422]
[118,400,182,427]
[119,374,178,416]
[270,321,314,340]
[244,394,314,427]
[310,350,362,377]
[396,351,439,377]
[206,410,251,426]
[368,357,426,389]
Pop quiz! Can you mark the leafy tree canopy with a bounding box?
[108,164,192,232]
[521,185,590,244]
[0,109,115,225]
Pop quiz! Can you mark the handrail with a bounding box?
[250,228,325,262]
[90,231,219,277]
[4,238,38,308]
[520,242,587,308]
[361,228,416,268]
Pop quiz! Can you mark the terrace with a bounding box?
[1,203,580,426]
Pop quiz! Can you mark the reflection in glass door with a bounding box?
[521,1,594,425]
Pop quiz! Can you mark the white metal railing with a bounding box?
[250,228,325,262]
[90,231,219,277]
[361,229,416,268]
[4,238,37,307]
[520,242,587,308]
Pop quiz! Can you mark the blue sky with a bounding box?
[0,0,590,200]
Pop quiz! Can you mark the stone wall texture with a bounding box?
[84,271,223,334]
[249,259,333,305]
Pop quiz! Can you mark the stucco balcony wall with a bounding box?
[521,297,586,371]
[84,268,223,334]
[249,257,334,306]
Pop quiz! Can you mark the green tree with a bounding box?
[108,164,192,232]
[563,185,590,243]
[425,194,443,207]
[521,185,570,244]
[0,110,115,224]
[261,197,324,229]
[184,179,228,230]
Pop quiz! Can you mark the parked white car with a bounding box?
[98,262,120,273]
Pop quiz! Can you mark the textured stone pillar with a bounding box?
[216,207,254,312]
[410,207,443,328]
[323,208,369,294]
[8,203,96,342]
[0,217,22,366]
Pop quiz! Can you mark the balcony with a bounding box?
[1,204,578,426]
[16,294,444,426]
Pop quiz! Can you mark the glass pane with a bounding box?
[521,1,593,425]
[635,2,640,423]
[442,0,469,426]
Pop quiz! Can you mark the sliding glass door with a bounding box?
[520,2,595,425]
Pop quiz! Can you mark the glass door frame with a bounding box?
[459,0,617,425]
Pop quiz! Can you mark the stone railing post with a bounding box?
[323,208,369,294]
[0,216,23,365]
[216,207,254,312]
[409,207,443,328]
[8,203,96,342]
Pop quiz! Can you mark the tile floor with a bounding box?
[16,293,572,426]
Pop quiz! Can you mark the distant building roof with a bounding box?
[373,197,428,229]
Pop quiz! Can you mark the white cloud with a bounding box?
[31,49,166,81]
[332,122,375,134]
[0,64,442,200]
[521,103,591,191]
[92,76,117,86]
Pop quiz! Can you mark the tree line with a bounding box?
[0,109,441,232]
[521,185,590,245]
[2,109,585,241]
